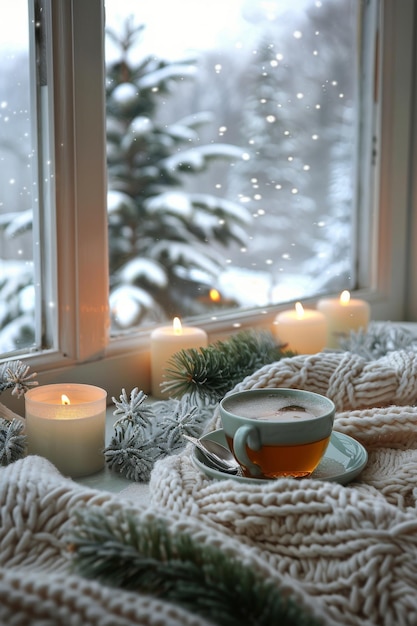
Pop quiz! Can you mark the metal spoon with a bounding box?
[183,434,243,476]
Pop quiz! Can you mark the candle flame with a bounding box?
[295,301,305,318]
[209,288,221,303]
[61,394,71,405]
[173,317,183,336]
[340,290,351,305]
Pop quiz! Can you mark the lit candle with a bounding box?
[274,302,327,354]
[25,383,107,478]
[150,317,208,398]
[317,290,370,348]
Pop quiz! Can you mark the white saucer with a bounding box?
[192,429,368,485]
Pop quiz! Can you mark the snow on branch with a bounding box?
[138,63,197,90]
[0,359,38,466]
[161,144,246,172]
[150,241,222,274]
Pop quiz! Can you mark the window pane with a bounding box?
[105,0,361,333]
[0,1,37,354]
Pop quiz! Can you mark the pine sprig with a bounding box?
[339,322,417,359]
[112,388,155,429]
[0,360,37,467]
[0,360,38,398]
[69,507,320,626]
[104,419,160,482]
[0,418,26,465]
[161,330,294,401]
[104,390,213,481]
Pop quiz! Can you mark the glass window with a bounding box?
[0,0,415,393]
[0,1,37,354]
[105,0,361,334]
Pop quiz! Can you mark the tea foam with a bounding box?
[224,394,326,421]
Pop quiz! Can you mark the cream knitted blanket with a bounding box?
[2,350,417,625]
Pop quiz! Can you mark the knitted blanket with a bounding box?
[2,350,417,625]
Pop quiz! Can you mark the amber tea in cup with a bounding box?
[219,388,335,479]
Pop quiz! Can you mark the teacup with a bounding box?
[219,388,335,479]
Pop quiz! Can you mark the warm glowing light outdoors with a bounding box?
[295,301,305,318]
[209,288,221,302]
[173,317,183,335]
[61,394,71,405]
[340,290,351,305]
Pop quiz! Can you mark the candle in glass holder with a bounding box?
[150,317,208,398]
[274,302,327,354]
[25,383,107,478]
[317,290,370,348]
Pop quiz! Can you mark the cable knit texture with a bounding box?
[2,350,417,625]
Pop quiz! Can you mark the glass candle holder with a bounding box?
[25,383,107,478]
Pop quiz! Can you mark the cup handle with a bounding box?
[233,425,263,477]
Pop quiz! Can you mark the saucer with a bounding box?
[191,429,368,485]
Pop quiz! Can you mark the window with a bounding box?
[0,0,415,404]
[104,0,361,334]
[0,1,37,354]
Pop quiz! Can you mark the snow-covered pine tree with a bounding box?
[106,18,252,330]
[0,49,37,353]
[0,17,252,349]
[228,32,315,266]
[298,0,355,293]
[228,0,355,298]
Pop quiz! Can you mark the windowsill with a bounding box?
[1,322,415,496]
[74,319,417,496]
[3,295,413,418]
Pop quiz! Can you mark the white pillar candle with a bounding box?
[274,302,327,354]
[317,290,371,348]
[150,317,208,398]
[25,383,107,478]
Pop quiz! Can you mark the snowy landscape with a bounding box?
[0,0,358,351]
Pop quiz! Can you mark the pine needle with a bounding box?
[161,329,294,402]
[104,393,212,481]
[339,322,417,359]
[69,507,320,626]
[0,418,26,465]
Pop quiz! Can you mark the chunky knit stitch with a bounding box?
[148,350,417,626]
[2,350,417,625]
[0,457,213,626]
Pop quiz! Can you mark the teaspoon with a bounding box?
[183,434,243,476]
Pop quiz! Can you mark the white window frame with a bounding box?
[3,0,417,412]
[370,0,415,322]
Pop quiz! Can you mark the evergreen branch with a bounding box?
[0,418,26,465]
[112,388,154,429]
[104,393,212,481]
[69,507,320,626]
[0,360,38,398]
[161,330,294,402]
[0,360,36,467]
[103,420,159,482]
[152,395,214,453]
[339,322,417,359]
